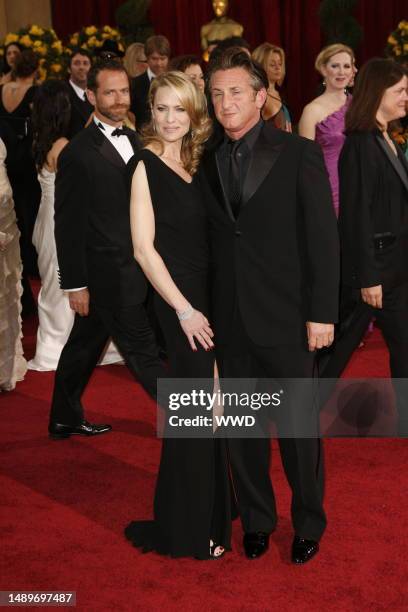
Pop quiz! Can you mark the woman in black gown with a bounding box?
[124,71,231,559]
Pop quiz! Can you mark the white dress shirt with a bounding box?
[147,67,156,82]
[69,79,87,101]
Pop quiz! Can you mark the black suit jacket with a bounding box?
[55,121,147,307]
[130,71,151,131]
[67,83,93,139]
[338,130,408,290]
[201,122,340,347]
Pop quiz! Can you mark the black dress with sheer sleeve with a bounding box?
[124,149,231,559]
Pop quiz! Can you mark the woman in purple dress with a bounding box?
[299,43,355,217]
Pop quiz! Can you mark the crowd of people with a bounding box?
[0,30,407,564]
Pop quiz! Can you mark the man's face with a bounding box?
[87,70,130,125]
[147,52,169,76]
[210,67,266,138]
[69,53,92,88]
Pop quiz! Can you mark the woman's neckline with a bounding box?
[143,148,193,184]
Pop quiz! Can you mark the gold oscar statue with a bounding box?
[201,0,244,60]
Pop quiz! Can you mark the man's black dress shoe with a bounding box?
[243,532,270,559]
[48,421,112,440]
[291,536,319,564]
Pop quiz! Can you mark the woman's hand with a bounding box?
[361,285,382,309]
[179,309,214,351]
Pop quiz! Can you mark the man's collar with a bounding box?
[69,79,87,100]
[147,67,156,81]
[94,116,122,136]
[223,119,264,150]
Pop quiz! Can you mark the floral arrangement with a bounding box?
[0,25,65,80]
[66,25,125,55]
[385,20,408,62]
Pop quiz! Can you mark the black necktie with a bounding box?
[228,139,242,217]
[111,126,135,137]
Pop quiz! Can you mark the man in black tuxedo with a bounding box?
[66,49,94,138]
[130,35,170,131]
[202,49,340,563]
[49,60,165,440]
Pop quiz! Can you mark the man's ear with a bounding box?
[86,88,96,108]
[255,87,267,110]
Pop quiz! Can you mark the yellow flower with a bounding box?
[4,33,19,45]
[39,58,46,65]
[103,26,112,32]
[85,26,97,36]
[35,45,47,56]
[404,43,408,52]
[29,25,44,36]
[80,43,89,50]
[388,35,397,45]
[33,40,42,47]
[394,46,402,56]
[87,36,97,47]
[38,66,47,81]
[52,40,63,53]
[65,47,73,55]
[102,32,110,39]
[19,34,34,47]
[50,63,62,73]
[70,34,79,45]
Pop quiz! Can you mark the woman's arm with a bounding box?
[130,160,214,351]
[298,103,318,140]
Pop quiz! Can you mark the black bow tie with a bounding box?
[111,126,135,137]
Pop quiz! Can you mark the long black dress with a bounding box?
[0,84,40,313]
[124,149,231,559]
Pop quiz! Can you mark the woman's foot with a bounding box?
[210,539,225,559]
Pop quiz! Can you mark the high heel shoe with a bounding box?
[209,539,225,559]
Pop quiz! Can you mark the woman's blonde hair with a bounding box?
[315,43,355,75]
[142,71,212,175]
[252,43,286,86]
[123,42,147,78]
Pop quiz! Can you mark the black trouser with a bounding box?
[216,307,326,541]
[50,300,166,426]
[320,283,408,434]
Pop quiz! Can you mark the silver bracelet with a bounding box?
[176,305,194,320]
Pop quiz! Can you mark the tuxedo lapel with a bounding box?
[242,125,285,206]
[375,133,408,195]
[88,122,125,169]
[203,150,235,222]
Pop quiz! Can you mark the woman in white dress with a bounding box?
[28,80,122,371]
[0,127,27,390]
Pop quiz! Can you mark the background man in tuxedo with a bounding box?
[130,35,170,131]
[49,60,165,440]
[203,49,339,564]
[67,49,93,138]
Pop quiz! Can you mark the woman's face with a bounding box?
[322,52,354,90]
[152,85,191,144]
[6,44,21,68]
[377,75,408,124]
[266,52,283,85]
[184,64,205,92]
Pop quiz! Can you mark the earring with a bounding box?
[322,79,326,87]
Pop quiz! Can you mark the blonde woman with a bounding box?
[252,42,291,131]
[123,42,147,78]
[125,71,231,560]
[299,43,355,215]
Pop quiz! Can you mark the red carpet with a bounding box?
[1,317,408,611]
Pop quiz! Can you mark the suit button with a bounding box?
[235,230,242,236]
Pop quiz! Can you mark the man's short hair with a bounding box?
[208,47,269,92]
[69,48,93,67]
[144,35,171,58]
[87,60,129,92]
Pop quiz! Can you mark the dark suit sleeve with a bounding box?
[298,139,340,323]
[54,145,90,290]
[338,134,380,288]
